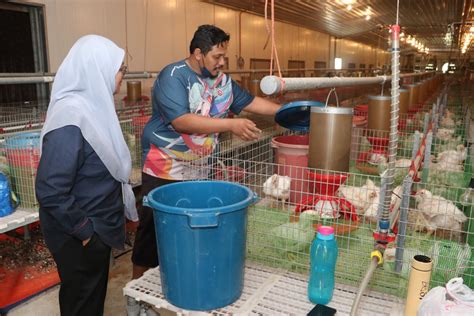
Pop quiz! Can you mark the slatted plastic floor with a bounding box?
[0,208,38,234]
[123,263,404,315]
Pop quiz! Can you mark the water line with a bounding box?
[350,256,380,316]
[380,24,401,229]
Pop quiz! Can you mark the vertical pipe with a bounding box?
[431,102,439,137]
[380,24,400,229]
[394,176,413,273]
[411,132,422,161]
[421,132,433,183]
[376,171,388,220]
[423,113,430,135]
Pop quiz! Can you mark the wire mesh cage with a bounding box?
[0,131,41,210]
[0,103,153,212]
[181,111,473,299]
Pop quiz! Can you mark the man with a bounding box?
[131,24,281,279]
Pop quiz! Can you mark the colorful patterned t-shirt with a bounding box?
[142,60,254,180]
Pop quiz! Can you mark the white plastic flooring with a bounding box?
[123,263,404,316]
[0,208,38,234]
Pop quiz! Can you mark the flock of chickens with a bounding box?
[263,173,467,237]
[263,108,469,237]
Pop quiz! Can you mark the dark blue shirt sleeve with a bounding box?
[230,79,255,115]
[35,126,94,241]
[153,68,190,125]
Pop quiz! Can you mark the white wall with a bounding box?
[29,0,389,73]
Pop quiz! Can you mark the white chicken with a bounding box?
[436,128,455,142]
[444,109,455,119]
[430,160,464,172]
[430,144,467,172]
[414,189,468,234]
[263,174,291,202]
[368,152,387,165]
[440,116,455,127]
[338,179,379,215]
[437,144,467,165]
[270,211,319,259]
[395,158,412,168]
[364,185,402,222]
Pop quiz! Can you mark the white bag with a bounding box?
[417,278,474,316]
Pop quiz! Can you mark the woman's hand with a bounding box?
[82,237,91,246]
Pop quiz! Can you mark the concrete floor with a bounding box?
[6,251,158,316]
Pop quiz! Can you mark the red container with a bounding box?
[354,104,368,118]
[5,148,40,168]
[3,132,41,169]
[271,135,309,204]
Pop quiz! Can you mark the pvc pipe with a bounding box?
[394,176,414,273]
[380,24,401,226]
[260,72,434,95]
[350,256,379,316]
[0,67,386,85]
[0,76,55,84]
[0,72,159,85]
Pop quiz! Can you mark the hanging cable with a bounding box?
[143,0,149,71]
[124,0,129,66]
[381,8,401,230]
[265,0,282,77]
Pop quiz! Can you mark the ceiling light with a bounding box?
[366,15,371,20]
[342,0,355,4]
[347,4,352,10]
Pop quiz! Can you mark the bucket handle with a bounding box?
[142,196,150,208]
[251,192,259,205]
[187,212,219,228]
[325,88,340,108]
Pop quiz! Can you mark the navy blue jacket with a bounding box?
[36,126,125,253]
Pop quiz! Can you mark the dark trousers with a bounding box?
[131,173,178,267]
[52,233,111,316]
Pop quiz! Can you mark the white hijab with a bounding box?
[41,34,138,221]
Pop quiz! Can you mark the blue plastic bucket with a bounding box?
[144,181,257,311]
[4,132,40,149]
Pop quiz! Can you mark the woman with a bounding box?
[35,35,137,315]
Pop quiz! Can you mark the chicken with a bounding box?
[364,185,402,222]
[436,144,467,165]
[368,152,387,165]
[436,128,455,142]
[338,179,379,215]
[313,199,340,219]
[377,157,412,169]
[263,174,291,201]
[430,160,464,172]
[270,211,319,259]
[440,116,455,127]
[430,144,467,172]
[444,109,455,119]
[395,158,412,168]
[414,189,467,234]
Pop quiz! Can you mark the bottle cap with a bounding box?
[318,226,334,235]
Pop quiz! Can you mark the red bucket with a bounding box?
[271,135,309,203]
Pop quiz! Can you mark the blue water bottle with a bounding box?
[308,225,338,305]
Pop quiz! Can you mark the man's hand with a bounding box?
[230,118,262,141]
